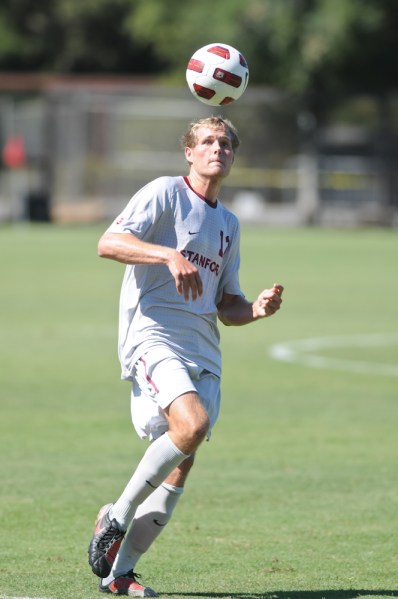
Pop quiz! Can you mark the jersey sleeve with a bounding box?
[106,178,170,239]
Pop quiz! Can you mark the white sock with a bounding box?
[110,433,187,531]
[105,483,183,583]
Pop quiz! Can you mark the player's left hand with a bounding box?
[253,283,284,319]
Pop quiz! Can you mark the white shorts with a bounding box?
[130,346,221,441]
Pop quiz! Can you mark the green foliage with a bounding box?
[0,0,398,100]
[126,0,244,59]
[0,224,398,599]
[0,0,163,73]
[126,0,398,99]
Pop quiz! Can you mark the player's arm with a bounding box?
[99,231,175,265]
[217,284,283,326]
[98,231,203,300]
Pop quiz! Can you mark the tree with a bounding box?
[126,0,398,115]
[0,0,397,113]
[0,0,164,73]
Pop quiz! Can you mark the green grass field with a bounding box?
[1,224,397,599]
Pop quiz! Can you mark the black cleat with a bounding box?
[88,503,125,578]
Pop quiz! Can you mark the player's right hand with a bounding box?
[167,250,203,301]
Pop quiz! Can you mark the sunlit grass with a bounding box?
[0,224,397,599]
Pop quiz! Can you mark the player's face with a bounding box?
[185,126,235,180]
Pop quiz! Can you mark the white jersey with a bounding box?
[107,175,243,380]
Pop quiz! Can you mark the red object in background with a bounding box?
[2,135,26,168]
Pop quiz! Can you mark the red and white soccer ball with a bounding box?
[186,43,249,106]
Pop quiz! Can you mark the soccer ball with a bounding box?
[186,43,249,106]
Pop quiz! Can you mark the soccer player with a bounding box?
[88,116,283,596]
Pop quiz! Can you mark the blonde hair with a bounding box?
[181,116,240,152]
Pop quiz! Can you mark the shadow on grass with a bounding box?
[164,591,398,599]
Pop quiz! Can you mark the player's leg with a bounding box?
[101,456,194,591]
[109,390,208,527]
[108,365,218,540]
[88,351,208,579]
[95,367,220,592]
[104,370,220,581]
[88,429,188,579]
[121,455,195,563]
[88,407,196,579]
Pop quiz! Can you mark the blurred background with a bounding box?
[0,0,397,228]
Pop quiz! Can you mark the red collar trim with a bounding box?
[183,176,217,208]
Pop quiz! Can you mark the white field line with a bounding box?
[0,596,52,599]
[269,333,398,377]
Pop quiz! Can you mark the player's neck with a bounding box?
[186,172,221,204]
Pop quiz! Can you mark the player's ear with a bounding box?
[184,146,193,164]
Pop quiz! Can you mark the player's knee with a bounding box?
[189,413,210,444]
[166,393,210,451]
[177,412,209,450]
